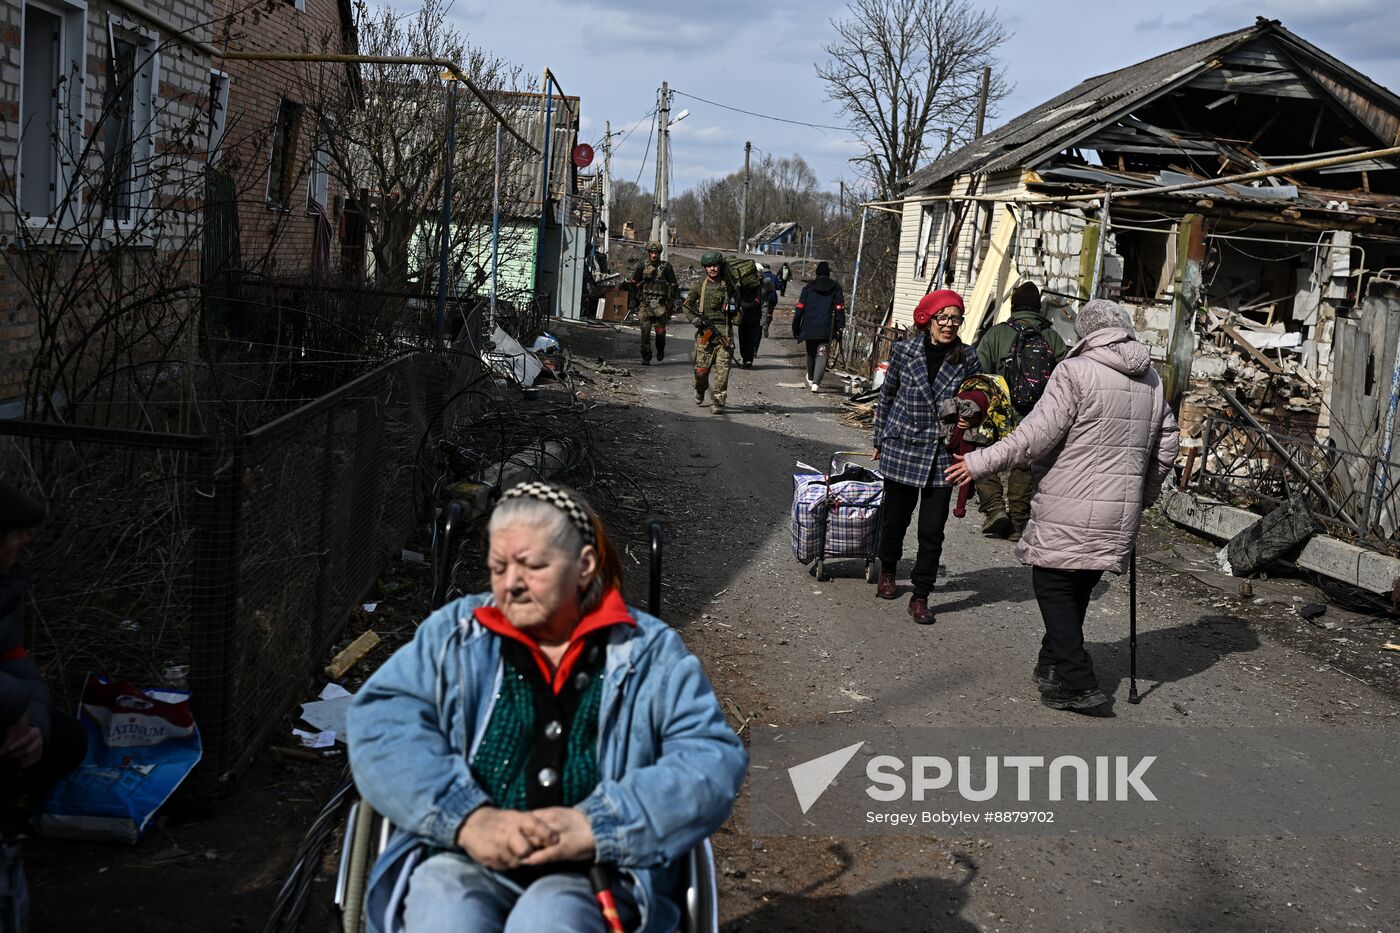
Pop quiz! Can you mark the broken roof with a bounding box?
[902,18,1400,194]
[750,221,803,243]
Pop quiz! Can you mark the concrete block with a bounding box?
[1161,488,1400,595]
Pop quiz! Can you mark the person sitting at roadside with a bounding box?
[2,479,88,834]
[347,482,747,933]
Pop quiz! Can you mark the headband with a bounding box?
[499,482,597,548]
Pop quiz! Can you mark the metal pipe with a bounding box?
[863,143,1400,210]
[214,51,537,153]
[435,80,457,343]
[490,122,502,333]
[535,72,554,300]
[849,205,869,319]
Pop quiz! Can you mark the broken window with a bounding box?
[102,22,157,227]
[267,98,305,210]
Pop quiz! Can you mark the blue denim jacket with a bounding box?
[346,593,748,933]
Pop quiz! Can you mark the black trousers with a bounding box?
[878,480,952,597]
[1031,566,1104,691]
[738,310,763,363]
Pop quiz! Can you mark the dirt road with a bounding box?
[557,313,1400,933]
[22,305,1399,932]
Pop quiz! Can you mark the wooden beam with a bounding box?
[1220,322,1284,375]
[1164,214,1206,412]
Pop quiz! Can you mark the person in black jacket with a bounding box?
[2,480,86,832]
[791,262,846,392]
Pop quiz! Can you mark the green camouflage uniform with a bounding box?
[680,274,737,407]
[629,257,678,363]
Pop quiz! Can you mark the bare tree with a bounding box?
[311,0,529,294]
[818,0,1011,201]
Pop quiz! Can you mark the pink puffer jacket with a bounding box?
[963,327,1178,573]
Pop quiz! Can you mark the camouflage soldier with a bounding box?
[628,241,679,365]
[679,250,739,413]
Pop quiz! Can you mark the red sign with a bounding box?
[571,143,595,168]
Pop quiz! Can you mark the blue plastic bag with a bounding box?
[37,673,202,843]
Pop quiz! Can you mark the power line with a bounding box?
[671,89,852,133]
[632,112,656,189]
[590,107,656,156]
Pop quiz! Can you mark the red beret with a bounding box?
[913,289,965,327]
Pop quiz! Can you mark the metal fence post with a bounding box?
[189,438,243,789]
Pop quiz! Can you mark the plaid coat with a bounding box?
[873,337,982,488]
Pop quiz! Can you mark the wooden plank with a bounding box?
[325,630,381,680]
[1220,322,1284,374]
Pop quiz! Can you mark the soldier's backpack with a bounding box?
[724,258,764,302]
[1000,320,1058,415]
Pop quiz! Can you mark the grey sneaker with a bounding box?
[694,391,706,406]
[711,401,725,414]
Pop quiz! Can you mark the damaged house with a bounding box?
[892,17,1400,558]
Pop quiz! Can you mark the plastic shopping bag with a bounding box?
[38,673,202,843]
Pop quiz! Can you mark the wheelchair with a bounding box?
[332,801,719,933]
[332,515,720,932]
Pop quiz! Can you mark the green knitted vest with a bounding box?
[469,642,606,810]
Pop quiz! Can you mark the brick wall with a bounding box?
[1,0,217,410]
[213,0,352,280]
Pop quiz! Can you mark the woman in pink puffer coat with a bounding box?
[946,299,1178,714]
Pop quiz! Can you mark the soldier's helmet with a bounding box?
[700,250,723,266]
[645,240,662,253]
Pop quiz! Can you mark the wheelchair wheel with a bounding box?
[337,801,378,933]
[683,838,720,933]
[814,559,828,582]
[865,560,878,584]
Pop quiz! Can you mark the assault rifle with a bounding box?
[690,313,733,352]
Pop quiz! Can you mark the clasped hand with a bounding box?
[456,805,596,871]
[1,711,43,769]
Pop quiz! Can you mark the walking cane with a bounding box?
[1128,547,1141,704]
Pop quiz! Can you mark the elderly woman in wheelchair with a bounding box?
[346,482,747,933]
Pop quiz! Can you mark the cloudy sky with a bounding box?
[432,0,1400,198]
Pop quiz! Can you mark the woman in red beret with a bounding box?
[871,290,982,624]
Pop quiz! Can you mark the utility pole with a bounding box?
[649,81,669,249]
[601,119,612,259]
[739,140,751,253]
[839,179,845,216]
[975,65,991,138]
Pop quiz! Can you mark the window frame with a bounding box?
[101,15,160,230]
[306,122,329,214]
[17,0,88,230]
[266,97,305,211]
[207,69,230,167]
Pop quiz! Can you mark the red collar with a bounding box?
[473,588,635,694]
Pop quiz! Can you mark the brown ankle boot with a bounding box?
[876,571,897,599]
[907,594,934,625]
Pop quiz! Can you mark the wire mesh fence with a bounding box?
[0,350,482,795]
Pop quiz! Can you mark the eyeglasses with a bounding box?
[933,315,964,326]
